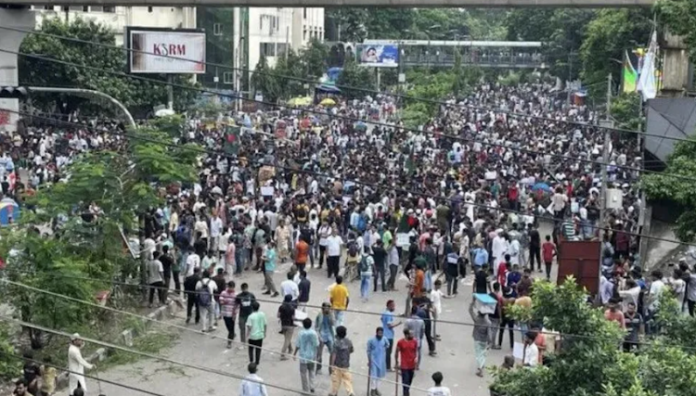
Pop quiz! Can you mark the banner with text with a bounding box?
[128,28,206,74]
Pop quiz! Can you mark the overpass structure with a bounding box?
[1,0,654,6]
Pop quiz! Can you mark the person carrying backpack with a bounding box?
[360,247,374,302]
[196,271,218,333]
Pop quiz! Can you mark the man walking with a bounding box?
[219,280,238,348]
[246,301,267,365]
[196,270,218,332]
[380,300,401,371]
[326,228,344,279]
[298,270,311,311]
[395,329,419,396]
[329,325,354,396]
[315,302,335,374]
[330,276,350,326]
[372,240,388,293]
[236,282,256,344]
[469,300,491,377]
[239,363,268,396]
[294,318,319,394]
[367,327,389,396]
[148,251,166,307]
[184,267,201,325]
[67,334,94,394]
[278,295,296,360]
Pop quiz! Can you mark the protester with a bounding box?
[329,325,355,396]
[294,318,319,393]
[367,327,390,396]
[67,334,94,394]
[395,329,419,396]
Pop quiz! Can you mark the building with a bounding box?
[31,6,197,45]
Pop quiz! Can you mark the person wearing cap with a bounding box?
[67,333,94,394]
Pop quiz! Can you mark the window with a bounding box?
[90,5,103,12]
[277,43,288,56]
[259,15,263,30]
[303,28,307,41]
[213,23,223,36]
[147,6,153,12]
[43,5,54,10]
[69,6,88,12]
[303,8,307,19]
[223,72,234,85]
[103,6,115,12]
[271,16,277,30]
[260,42,276,57]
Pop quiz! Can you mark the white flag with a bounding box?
[637,31,658,101]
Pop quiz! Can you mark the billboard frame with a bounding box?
[356,43,399,68]
[126,26,206,75]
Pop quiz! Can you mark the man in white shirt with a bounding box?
[240,363,268,396]
[280,272,300,303]
[196,272,218,332]
[522,332,539,367]
[186,252,201,276]
[491,233,509,276]
[68,334,94,394]
[210,214,223,253]
[326,229,344,279]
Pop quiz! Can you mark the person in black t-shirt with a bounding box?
[277,295,296,360]
[474,264,490,294]
[160,245,176,293]
[235,282,256,343]
[297,270,311,311]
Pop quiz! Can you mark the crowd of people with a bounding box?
[7,80,655,396]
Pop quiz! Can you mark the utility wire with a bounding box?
[0,24,674,142]
[0,315,332,396]
[0,278,433,393]
[1,352,169,396]
[2,48,691,185]
[2,275,695,353]
[6,106,695,249]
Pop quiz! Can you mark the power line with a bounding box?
[1,352,169,396]
[0,23,673,142]
[5,106,694,248]
[2,47,691,185]
[3,275,695,353]
[0,315,325,396]
[0,277,433,393]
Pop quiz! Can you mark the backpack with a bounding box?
[357,214,368,233]
[359,256,370,273]
[198,279,212,307]
[175,225,190,248]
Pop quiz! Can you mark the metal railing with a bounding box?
[401,54,545,68]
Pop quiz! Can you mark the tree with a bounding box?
[250,55,281,102]
[301,39,329,80]
[657,0,696,64]
[506,9,596,81]
[609,92,643,131]
[492,278,696,396]
[580,9,653,91]
[451,50,465,97]
[19,18,198,115]
[1,126,199,351]
[336,57,374,100]
[642,138,696,241]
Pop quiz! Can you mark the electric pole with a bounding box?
[597,73,614,296]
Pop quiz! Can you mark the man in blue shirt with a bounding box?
[380,300,402,371]
[294,318,319,393]
[474,247,489,268]
[315,303,335,374]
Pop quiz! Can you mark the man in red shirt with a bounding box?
[541,235,557,281]
[395,329,419,396]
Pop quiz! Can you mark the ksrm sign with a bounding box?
[127,27,206,74]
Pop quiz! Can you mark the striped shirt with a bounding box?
[219,289,238,318]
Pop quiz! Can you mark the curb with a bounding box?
[54,302,176,391]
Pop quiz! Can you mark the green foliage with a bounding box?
[325,8,507,42]
[336,57,375,100]
[657,0,696,65]
[19,18,198,114]
[580,9,653,92]
[148,114,186,138]
[251,55,281,102]
[642,138,696,241]
[506,9,596,81]
[610,93,643,131]
[0,322,20,380]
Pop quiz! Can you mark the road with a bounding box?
[82,223,555,396]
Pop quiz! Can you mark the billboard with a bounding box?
[127,27,206,74]
[356,44,399,68]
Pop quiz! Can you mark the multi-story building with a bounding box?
[31,6,197,45]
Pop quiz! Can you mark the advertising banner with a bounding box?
[128,28,206,74]
[356,44,399,68]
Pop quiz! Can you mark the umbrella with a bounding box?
[0,198,19,225]
[355,121,367,131]
[320,98,336,106]
[532,182,552,193]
